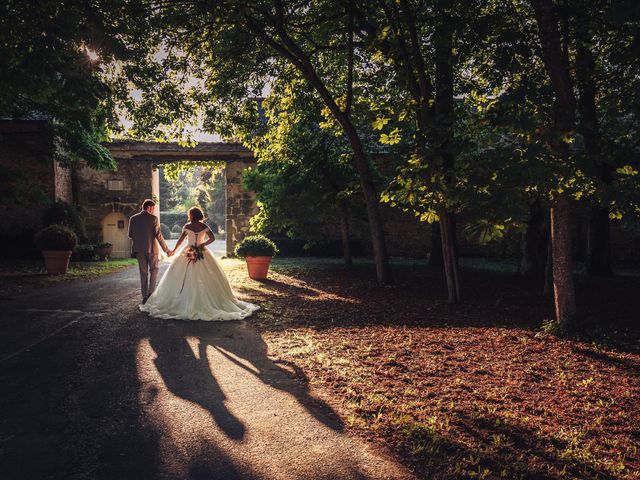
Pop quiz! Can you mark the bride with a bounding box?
[140,207,259,321]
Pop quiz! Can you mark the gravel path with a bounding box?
[0,261,413,480]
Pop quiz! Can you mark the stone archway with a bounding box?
[103,141,257,256]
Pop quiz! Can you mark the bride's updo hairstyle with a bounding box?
[188,207,204,222]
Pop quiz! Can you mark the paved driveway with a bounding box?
[0,262,413,480]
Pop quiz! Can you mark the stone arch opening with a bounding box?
[102,141,257,256]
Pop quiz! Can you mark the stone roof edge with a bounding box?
[105,140,250,152]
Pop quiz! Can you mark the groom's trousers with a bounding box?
[135,252,159,300]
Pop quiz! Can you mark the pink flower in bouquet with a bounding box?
[185,245,205,263]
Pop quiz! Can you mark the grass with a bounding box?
[0,258,137,300]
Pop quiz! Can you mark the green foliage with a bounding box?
[540,318,573,338]
[159,212,186,230]
[0,0,154,168]
[107,0,394,256]
[161,161,224,182]
[171,224,183,234]
[402,421,447,457]
[34,225,78,251]
[235,75,366,245]
[160,223,171,239]
[159,165,225,230]
[72,244,97,262]
[464,220,507,245]
[43,200,87,242]
[234,235,278,258]
[8,0,636,268]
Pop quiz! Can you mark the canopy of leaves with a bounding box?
[0,0,158,168]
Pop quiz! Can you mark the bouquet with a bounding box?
[185,244,205,263]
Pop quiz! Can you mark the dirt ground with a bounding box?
[229,258,640,480]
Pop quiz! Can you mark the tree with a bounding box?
[355,0,465,301]
[570,0,640,276]
[160,163,225,229]
[530,0,578,329]
[123,0,394,283]
[242,80,362,267]
[0,0,154,169]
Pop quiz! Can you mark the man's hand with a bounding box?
[167,249,174,257]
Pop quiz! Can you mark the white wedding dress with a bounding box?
[140,227,259,321]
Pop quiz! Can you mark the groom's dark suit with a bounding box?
[128,210,170,301]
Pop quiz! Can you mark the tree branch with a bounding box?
[346,0,355,116]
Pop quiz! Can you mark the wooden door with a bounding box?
[102,212,130,258]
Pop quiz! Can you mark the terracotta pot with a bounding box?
[42,250,72,274]
[94,245,113,260]
[245,256,272,280]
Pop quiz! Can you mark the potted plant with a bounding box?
[34,225,78,274]
[234,235,278,280]
[94,242,113,260]
[73,243,97,261]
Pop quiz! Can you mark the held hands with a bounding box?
[167,249,175,257]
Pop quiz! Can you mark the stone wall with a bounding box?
[54,160,73,204]
[0,120,56,234]
[225,159,258,255]
[381,205,431,258]
[74,158,155,242]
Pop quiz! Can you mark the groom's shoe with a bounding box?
[142,295,149,304]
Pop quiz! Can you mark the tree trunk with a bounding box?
[543,227,553,296]
[439,209,460,303]
[575,18,612,276]
[531,0,578,328]
[520,201,547,277]
[586,205,612,275]
[246,11,393,285]
[337,199,353,268]
[343,122,393,284]
[550,193,577,328]
[434,0,460,303]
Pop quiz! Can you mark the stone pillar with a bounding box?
[151,166,160,220]
[225,159,257,256]
[53,161,73,203]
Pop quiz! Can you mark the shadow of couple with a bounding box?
[146,319,343,442]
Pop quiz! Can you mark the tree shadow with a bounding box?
[399,409,622,479]
[571,344,640,377]
[453,411,620,479]
[236,260,640,353]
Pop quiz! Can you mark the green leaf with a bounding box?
[372,116,391,131]
[419,211,439,223]
[615,165,638,176]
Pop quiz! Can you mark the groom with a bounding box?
[128,199,173,304]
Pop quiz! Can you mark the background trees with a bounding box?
[241,80,364,267]
[117,0,639,329]
[159,163,226,232]
[6,0,637,330]
[0,0,154,169]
